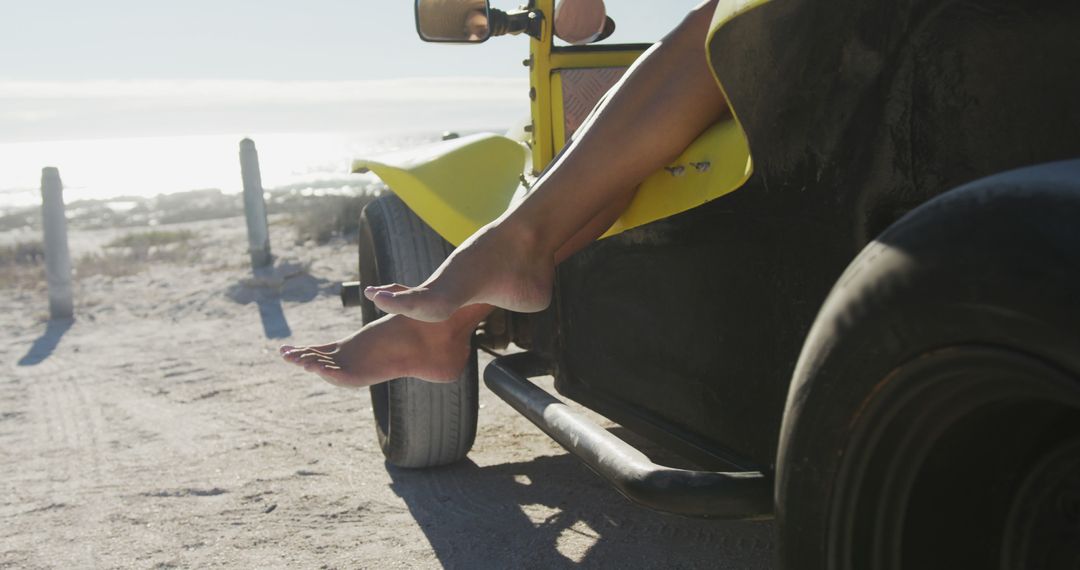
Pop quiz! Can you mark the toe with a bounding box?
[282,343,338,363]
[305,342,339,354]
[314,365,352,387]
[286,349,323,364]
[371,290,404,312]
[298,352,329,364]
[282,348,310,363]
[364,283,409,300]
[372,289,453,323]
[372,290,423,316]
[302,356,337,372]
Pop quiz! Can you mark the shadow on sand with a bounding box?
[226,262,339,339]
[256,297,292,339]
[387,452,773,569]
[18,318,74,366]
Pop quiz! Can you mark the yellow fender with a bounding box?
[353,119,750,247]
[353,133,528,247]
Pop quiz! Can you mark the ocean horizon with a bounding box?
[0,129,504,213]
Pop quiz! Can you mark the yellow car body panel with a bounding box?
[352,133,528,247]
[601,117,752,238]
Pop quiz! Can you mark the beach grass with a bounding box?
[290,195,375,244]
[0,241,46,289]
[0,230,204,287]
[0,190,382,288]
[105,229,196,250]
[76,229,200,277]
[0,240,45,266]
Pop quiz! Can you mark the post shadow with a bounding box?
[251,264,292,339]
[246,262,335,339]
[385,454,774,568]
[223,264,310,340]
[17,318,74,366]
[224,262,336,339]
[256,296,292,339]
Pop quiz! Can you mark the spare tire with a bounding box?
[776,161,1080,570]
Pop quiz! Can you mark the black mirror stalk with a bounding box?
[489,8,544,40]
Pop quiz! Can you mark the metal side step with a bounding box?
[484,352,774,519]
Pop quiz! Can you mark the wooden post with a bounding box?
[40,167,73,319]
[239,138,272,268]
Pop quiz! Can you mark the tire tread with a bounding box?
[360,195,478,468]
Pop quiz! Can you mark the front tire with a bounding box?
[777,161,1080,569]
[358,195,478,468]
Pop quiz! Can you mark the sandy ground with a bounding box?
[1,215,773,569]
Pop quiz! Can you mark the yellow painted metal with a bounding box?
[352,133,527,246]
[601,118,752,238]
[528,0,556,173]
[549,49,642,70]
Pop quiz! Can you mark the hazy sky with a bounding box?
[1,0,522,142]
[0,1,699,142]
[0,2,705,206]
[2,0,521,81]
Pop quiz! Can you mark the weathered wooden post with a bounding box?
[239,138,272,268]
[40,167,73,319]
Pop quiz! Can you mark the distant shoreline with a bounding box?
[0,184,388,237]
[0,127,512,214]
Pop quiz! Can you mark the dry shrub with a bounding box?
[0,241,45,266]
[0,241,46,289]
[108,229,195,261]
[0,231,201,286]
[78,230,199,278]
[105,229,195,250]
[0,209,38,232]
[75,252,141,279]
[291,195,376,244]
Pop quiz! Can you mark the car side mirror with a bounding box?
[415,0,493,43]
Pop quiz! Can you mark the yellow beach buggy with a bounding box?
[340,1,1080,567]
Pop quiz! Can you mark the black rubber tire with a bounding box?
[357,194,478,468]
[776,161,1080,570]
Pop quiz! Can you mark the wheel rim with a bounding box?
[1001,435,1080,570]
[828,346,1080,570]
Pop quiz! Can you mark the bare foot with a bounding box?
[278,313,471,387]
[368,221,554,322]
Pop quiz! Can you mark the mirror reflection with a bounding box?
[417,0,491,43]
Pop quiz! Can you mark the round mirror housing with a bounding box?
[415,0,493,43]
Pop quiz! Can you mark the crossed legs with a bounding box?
[281,0,726,387]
